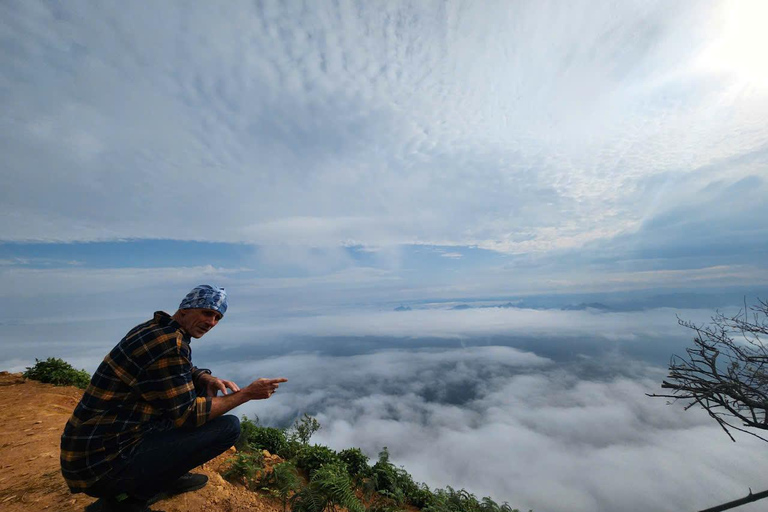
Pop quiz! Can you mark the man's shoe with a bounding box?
[85,494,163,512]
[146,472,208,504]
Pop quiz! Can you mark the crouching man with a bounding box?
[60,285,287,512]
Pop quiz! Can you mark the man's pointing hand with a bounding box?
[243,377,288,400]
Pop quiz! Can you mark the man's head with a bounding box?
[173,284,228,338]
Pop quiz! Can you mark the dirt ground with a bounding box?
[0,372,285,512]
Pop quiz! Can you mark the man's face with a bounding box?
[177,308,222,338]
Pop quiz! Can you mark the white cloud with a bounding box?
[227,306,712,342]
[0,265,239,298]
[218,347,768,512]
[1,0,766,257]
[2,278,763,512]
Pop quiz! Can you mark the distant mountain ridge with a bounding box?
[390,287,768,314]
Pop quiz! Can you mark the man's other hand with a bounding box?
[243,378,288,400]
[199,373,240,396]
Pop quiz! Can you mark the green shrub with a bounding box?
[23,357,90,389]
[338,447,370,479]
[290,463,364,512]
[281,438,304,460]
[479,496,519,512]
[405,482,434,509]
[239,416,289,456]
[261,461,301,512]
[371,447,432,508]
[223,451,264,489]
[236,416,259,451]
[296,444,340,477]
[371,447,400,499]
[288,413,321,445]
[365,504,403,512]
[234,417,530,512]
[423,486,525,512]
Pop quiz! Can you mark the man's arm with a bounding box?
[209,378,287,420]
[196,372,240,397]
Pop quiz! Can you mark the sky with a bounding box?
[2,1,768,511]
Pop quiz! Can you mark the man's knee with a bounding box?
[217,414,240,446]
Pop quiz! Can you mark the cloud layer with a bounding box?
[2,272,765,512]
[221,346,768,512]
[2,0,767,260]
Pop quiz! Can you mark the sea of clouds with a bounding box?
[4,304,767,512]
[194,307,768,512]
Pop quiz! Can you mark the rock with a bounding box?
[0,372,26,386]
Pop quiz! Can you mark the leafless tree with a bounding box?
[649,299,768,443]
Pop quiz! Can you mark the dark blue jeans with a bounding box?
[87,415,240,501]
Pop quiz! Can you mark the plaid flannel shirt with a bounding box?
[60,311,213,493]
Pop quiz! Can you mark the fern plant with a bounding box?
[223,451,264,489]
[261,461,301,512]
[290,463,364,512]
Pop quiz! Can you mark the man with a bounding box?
[61,285,287,512]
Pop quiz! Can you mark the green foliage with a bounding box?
[370,447,421,507]
[370,446,395,493]
[223,451,264,489]
[23,357,90,389]
[288,413,322,445]
[261,461,301,512]
[290,463,364,512]
[296,444,340,477]
[338,447,370,479]
[403,483,433,509]
[280,438,305,460]
[239,416,289,456]
[480,496,519,512]
[229,415,528,512]
[365,504,404,512]
[236,415,260,451]
[422,486,523,512]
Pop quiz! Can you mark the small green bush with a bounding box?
[424,486,524,512]
[287,413,321,445]
[405,483,434,509]
[23,357,90,389]
[371,447,433,508]
[240,416,289,456]
[290,463,364,512]
[223,451,264,488]
[281,438,304,460]
[296,444,340,477]
[371,447,400,498]
[338,447,370,479]
[261,461,301,512]
[234,415,530,512]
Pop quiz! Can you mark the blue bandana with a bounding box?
[178,285,228,316]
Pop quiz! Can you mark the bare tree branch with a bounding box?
[648,299,768,444]
[698,487,768,512]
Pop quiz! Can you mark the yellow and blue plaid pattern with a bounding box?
[60,311,213,493]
